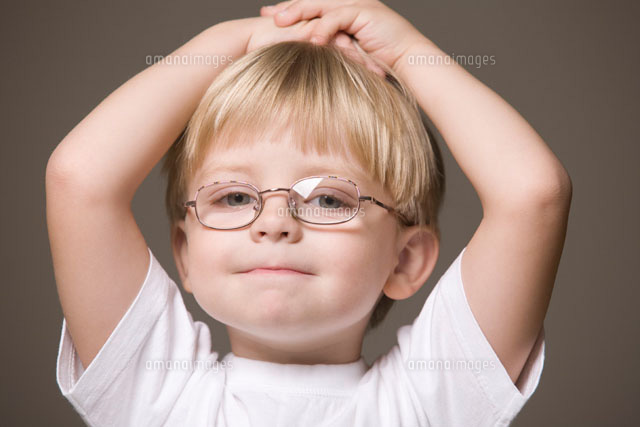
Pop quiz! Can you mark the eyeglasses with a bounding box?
[183,175,409,230]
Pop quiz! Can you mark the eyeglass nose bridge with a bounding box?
[259,187,291,196]
[252,187,297,214]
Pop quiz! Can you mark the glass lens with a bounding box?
[196,183,259,229]
[290,177,360,224]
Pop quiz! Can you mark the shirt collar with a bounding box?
[222,352,369,391]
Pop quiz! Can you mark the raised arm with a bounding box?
[45,19,254,370]
[395,41,572,384]
[47,21,249,205]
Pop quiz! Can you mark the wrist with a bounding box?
[203,19,251,61]
[394,37,444,80]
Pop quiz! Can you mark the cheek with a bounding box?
[320,229,393,277]
[314,233,393,310]
[189,233,235,276]
[186,232,240,317]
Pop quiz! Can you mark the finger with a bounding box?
[349,37,387,78]
[332,32,361,61]
[332,32,355,50]
[360,54,387,78]
[260,1,296,17]
[273,0,343,27]
[308,6,360,45]
[332,33,386,78]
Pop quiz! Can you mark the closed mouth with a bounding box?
[244,268,312,275]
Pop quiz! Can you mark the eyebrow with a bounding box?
[198,163,371,185]
[200,164,254,179]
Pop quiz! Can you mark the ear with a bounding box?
[171,219,193,294]
[383,226,439,300]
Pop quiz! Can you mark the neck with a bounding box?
[226,318,369,365]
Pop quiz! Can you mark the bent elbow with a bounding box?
[488,167,573,216]
[531,167,573,210]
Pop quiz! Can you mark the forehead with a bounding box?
[194,139,375,189]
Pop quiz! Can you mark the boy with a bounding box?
[46,1,571,425]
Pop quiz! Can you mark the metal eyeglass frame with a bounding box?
[182,175,410,230]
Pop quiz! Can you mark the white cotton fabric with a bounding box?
[56,246,545,426]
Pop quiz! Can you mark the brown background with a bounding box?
[2,0,638,425]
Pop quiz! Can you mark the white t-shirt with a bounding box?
[56,246,545,426]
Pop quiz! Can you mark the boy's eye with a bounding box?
[309,194,344,209]
[220,192,253,206]
[207,188,257,208]
[305,189,356,210]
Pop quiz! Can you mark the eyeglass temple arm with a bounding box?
[359,196,415,225]
[359,196,393,210]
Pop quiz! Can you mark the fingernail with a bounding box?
[277,9,289,16]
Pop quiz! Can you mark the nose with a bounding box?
[249,188,302,243]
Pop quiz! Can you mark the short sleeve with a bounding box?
[392,246,545,426]
[55,247,219,426]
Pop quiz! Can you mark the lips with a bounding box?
[239,265,313,275]
[246,268,311,275]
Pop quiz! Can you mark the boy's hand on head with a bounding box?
[331,31,387,78]
[243,15,386,77]
[244,15,318,54]
[260,0,427,73]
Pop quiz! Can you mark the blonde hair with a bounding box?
[162,40,445,332]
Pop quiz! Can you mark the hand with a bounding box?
[243,16,317,54]
[241,16,388,77]
[260,0,428,73]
